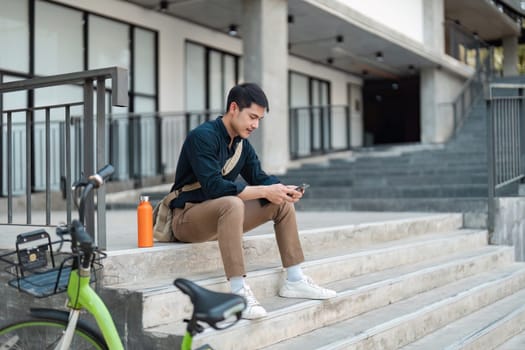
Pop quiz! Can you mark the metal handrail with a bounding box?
[452,47,494,136]
[0,67,128,250]
[0,67,128,106]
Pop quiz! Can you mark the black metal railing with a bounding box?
[452,46,495,135]
[486,83,525,231]
[0,67,128,249]
[289,105,351,159]
[107,110,221,183]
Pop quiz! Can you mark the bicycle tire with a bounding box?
[0,318,107,349]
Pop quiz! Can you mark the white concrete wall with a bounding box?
[337,0,424,43]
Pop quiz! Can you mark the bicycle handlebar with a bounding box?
[87,164,114,189]
[59,164,115,267]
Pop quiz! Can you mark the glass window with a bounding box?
[35,1,83,75]
[290,72,309,107]
[289,71,332,156]
[209,51,222,111]
[2,75,28,110]
[88,15,130,88]
[185,42,206,111]
[134,28,156,95]
[185,42,239,113]
[0,0,29,73]
[134,96,156,113]
[224,55,236,95]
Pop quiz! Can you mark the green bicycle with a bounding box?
[0,165,246,349]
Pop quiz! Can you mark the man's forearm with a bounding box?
[238,185,268,201]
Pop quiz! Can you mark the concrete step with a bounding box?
[300,184,487,198]
[294,197,487,212]
[498,329,525,349]
[101,214,462,285]
[279,173,487,187]
[401,288,525,350]
[293,198,488,228]
[109,228,489,329]
[349,174,487,187]
[283,167,488,180]
[259,263,525,350]
[147,247,521,350]
[291,161,488,172]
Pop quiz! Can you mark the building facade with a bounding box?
[0,0,523,193]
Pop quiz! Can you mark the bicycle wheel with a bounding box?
[0,318,107,350]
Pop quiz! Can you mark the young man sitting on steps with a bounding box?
[169,83,336,319]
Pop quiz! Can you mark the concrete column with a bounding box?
[420,68,464,143]
[241,0,288,174]
[503,36,519,76]
[420,0,456,144]
[422,0,445,53]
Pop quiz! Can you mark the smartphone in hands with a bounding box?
[294,183,310,193]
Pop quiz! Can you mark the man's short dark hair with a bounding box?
[226,83,269,112]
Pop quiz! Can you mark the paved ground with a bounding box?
[0,209,443,251]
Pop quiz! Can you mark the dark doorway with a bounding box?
[363,76,420,145]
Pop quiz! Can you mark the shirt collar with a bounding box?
[216,116,242,146]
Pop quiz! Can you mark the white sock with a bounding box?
[230,276,245,293]
[286,264,305,282]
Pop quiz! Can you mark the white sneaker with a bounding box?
[235,284,267,320]
[279,276,337,300]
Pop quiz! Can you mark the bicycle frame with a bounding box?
[60,266,124,350]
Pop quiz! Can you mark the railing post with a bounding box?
[25,109,32,224]
[65,106,72,224]
[96,77,107,249]
[486,96,495,234]
[137,115,143,186]
[156,114,163,176]
[7,112,13,223]
[83,78,96,240]
[45,108,51,225]
[346,105,351,150]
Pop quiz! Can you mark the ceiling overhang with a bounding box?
[445,0,521,41]
[123,0,524,79]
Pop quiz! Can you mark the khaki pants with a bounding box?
[172,196,305,278]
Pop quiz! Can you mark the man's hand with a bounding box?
[238,183,304,203]
[264,184,303,204]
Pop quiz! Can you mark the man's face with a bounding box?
[231,102,265,139]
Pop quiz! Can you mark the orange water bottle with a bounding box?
[137,195,153,248]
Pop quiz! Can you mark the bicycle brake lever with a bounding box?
[55,225,70,252]
[71,179,88,190]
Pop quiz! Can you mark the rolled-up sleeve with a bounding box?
[240,141,280,186]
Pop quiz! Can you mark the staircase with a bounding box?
[92,88,525,348]
[98,213,525,349]
[279,99,490,228]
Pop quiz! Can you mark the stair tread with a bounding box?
[261,263,525,350]
[498,329,525,350]
[145,246,518,344]
[401,288,525,349]
[101,213,463,286]
[106,228,484,291]
[137,241,510,330]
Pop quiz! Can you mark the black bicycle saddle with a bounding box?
[174,278,246,329]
